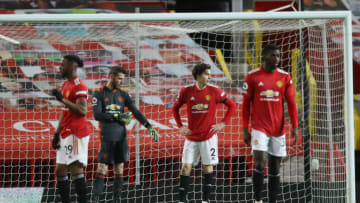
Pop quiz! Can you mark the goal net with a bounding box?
[0,12,354,202]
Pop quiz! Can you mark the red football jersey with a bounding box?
[173,83,235,141]
[242,66,298,137]
[60,76,90,139]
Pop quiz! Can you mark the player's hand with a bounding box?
[52,133,60,150]
[179,126,192,136]
[145,123,159,142]
[291,127,298,145]
[210,122,226,134]
[243,128,251,146]
[113,112,132,124]
[51,89,63,101]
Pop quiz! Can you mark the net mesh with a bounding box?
[0,17,348,202]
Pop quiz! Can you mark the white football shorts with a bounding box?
[56,134,89,167]
[251,129,287,157]
[182,134,219,166]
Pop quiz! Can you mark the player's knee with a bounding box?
[55,165,68,177]
[254,161,265,171]
[96,163,108,175]
[268,156,281,175]
[268,166,280,175]
[181,164,192,175]
[69,162,84,175]
[202,165,213,173]
[114,163,124,175]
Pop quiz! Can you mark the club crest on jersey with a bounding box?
[118,96,123,102]
[190,96,195,101]
[65,90,70,98]
[192,103,208,110]
[260,90,279,97]
[105,97,109,102]
[205,94,211,101]
[258,82,264,86]
[276,81,283,88]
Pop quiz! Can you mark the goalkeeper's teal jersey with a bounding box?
[92,86,149,141]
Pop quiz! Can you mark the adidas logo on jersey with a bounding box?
[190,96,195,101]
[258,82,264,86]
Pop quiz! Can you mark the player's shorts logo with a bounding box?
[253,139,258,145]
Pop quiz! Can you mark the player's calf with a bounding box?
[268,173,280,203]
[253,169,264,202]
[202,172,214,202]
[113,173,124,201]
[179,174,190,202]
[73,173,88,203]
[57,176,70,203]
[94,172,106,196]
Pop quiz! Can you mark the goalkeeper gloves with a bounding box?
[52,133,60,150]
[144,123,159,142]
[113,112,132,124]
[51,89,63,101]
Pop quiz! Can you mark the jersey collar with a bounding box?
[69,76,79,83]
[194,82,208,91]
[261,66,278,74]
[104,86,120,93]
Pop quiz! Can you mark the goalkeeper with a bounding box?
[91,66,159,201]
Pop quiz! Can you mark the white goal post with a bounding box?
[0,11,355,203]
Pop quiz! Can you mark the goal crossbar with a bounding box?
[0,11,352,22]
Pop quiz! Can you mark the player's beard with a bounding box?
[111,80,121,89]
[269,64,276,71]
[60,71,67,79]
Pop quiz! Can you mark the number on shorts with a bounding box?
[65,145,73,155]
[210,148,216,157]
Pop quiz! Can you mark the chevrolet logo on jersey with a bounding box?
[106,104,121,111]
[192,103,209,111]
[260,90,279,97]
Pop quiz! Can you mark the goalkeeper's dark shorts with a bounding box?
[98,139,129,165]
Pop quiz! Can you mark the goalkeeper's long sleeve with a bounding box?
[124,92,150,127]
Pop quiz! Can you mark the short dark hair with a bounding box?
[262,44,280,56]
[64,55,83,67]
[109,66,127,76]
[192,63,211,80]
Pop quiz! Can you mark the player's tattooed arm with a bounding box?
[62,98,87,116]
